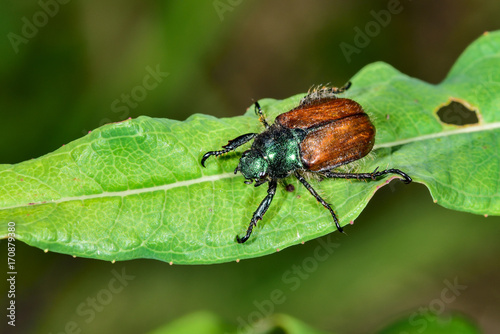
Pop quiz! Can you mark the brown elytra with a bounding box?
[275,98,375,171]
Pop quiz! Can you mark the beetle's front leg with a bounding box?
[322,167,412,184]
[201,133,258,167]
[236,180,277,243]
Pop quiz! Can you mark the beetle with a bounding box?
[201,82,411,243]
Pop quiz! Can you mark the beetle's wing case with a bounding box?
[275,98,364,129]
[275,98,375,172]
[300,113,374,171]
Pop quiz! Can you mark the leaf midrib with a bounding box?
[374,120,500,149]
[1,172,240,211]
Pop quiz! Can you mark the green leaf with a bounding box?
[378,312,481,334]
[258,313,332,334]
[146,311,480,334]
[145,312,331,334]
[1,31,499,264]
[146,311,232,334]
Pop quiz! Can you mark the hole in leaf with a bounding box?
[436,100,479,126]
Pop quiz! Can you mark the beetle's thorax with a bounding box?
[239,124,306,180]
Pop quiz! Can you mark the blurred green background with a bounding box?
[1,1,500,333]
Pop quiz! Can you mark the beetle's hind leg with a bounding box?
[330,81,352,94]
[201,133,258,167]
[321,167,412,184]
[300,81,352,105]
[237,180,277,243]
[294,171,344,233]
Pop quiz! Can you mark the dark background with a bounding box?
[1,1,499,333]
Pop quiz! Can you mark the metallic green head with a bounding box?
[237,150,269,181]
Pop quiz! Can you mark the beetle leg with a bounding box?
[300,81,352,105]
[254,101,270,129]
[331,81,352,94]
[294,171,344,233]
[201,133,258,167]
[321,168,412,184]
[254,178,268,187]
[320,81,352,96]
[237,180,277,243]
